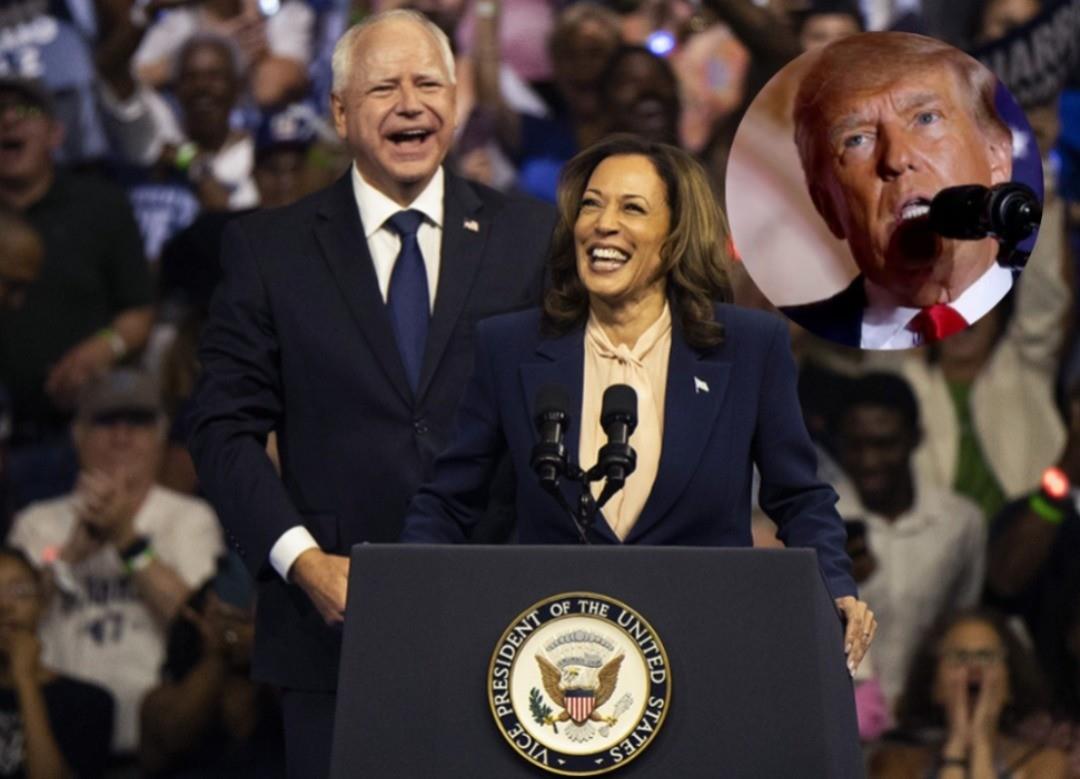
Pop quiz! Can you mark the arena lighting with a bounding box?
[1041,466,1070,500]
[646,30,676,56]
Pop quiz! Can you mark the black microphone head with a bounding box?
[987,182,1041,242]
[601,384,637,433]
[928,185,992,240]
[535,384,570,423]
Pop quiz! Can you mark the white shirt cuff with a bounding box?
[269,526,320,581]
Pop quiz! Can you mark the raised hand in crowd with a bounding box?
[938,654,1009,775]
[73,467,145,550]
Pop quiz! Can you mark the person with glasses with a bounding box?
[6,370,223,768]
[871,608,1067,777]
[0,77,154,514]
[0,545,114,777]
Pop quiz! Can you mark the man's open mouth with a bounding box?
[888,196,941,265]
[896,196,932,223]
[388,129,434,146]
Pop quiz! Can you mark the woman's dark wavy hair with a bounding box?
[541,134,732,350]
[894,607,1050,735]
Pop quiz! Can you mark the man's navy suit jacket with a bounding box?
[189,170,555,690]
[402,305,857,601]
[781,276,866,348]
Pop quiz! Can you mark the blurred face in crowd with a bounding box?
[332,17,456,206]
[74,410,165,485]
[603,51,681,145]
[255,147,309,209]
[0,211,43,311]
[0,555,42,641]
[176,41,240,147]
[551,18,620,117]
[932,619,1009,708]
[0,88,61,190]
[799,13,861,51]
[574,154,671,313]
[836,403,917,515]
[811,66,1011,307]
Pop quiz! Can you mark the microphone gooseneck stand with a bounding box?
[530,384,639,544]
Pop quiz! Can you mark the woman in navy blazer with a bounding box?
[402,135,876,671]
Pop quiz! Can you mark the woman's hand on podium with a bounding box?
[834,596,877,676]
[290,549,350,625]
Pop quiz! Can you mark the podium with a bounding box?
[331,545,863,778]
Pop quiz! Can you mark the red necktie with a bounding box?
[907,304,969,343]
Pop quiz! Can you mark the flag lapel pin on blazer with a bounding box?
[694,376,709,394]
[463,219,479,232]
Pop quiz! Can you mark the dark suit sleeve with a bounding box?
[187,221,302,578]
[752,319,857,600]
[401,320,509,543]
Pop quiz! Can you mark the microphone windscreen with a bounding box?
[536,384,570,418]
[928,185,990,239]
[601,384,637,426]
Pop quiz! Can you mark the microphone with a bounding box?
[594,385,637,507]
[530,385,570,489]
[928,183,1042,243]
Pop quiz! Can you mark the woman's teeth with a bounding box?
[589,247,629,271]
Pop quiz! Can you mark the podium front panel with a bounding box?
[332,545,862,778]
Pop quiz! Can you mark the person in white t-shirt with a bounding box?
[132,0,314,108]
[833,372,986,709]
[7,369,223,758]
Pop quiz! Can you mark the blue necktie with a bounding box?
[386,210,429,393]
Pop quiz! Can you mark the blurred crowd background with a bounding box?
[0,0,1078,775]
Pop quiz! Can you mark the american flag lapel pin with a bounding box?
[694,376,709,394]
[463,218,479,233]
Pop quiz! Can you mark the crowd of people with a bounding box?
[0,0,1077,775]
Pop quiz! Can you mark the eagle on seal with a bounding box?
[535,652,624,727]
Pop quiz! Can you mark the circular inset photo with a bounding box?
[726,31,1043,350]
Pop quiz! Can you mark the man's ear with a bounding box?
[330,92,348,141]
[986,129,1013,186]
[809,180,846,240]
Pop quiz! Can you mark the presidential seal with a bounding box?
[488,592,671,776]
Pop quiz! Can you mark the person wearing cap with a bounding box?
[6,369,224,761]
[0,76,154,512]
[252,103,318,210]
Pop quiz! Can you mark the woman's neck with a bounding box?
[590,292,667,349]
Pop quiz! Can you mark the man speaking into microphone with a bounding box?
[783,32,1031,349]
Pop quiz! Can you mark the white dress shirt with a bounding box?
[836,480,986,707]
[268,165,446,580]
[861,262,1014,349]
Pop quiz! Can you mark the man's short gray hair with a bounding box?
[331,9,456,96]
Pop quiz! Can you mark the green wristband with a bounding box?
[173,141,198,172]
[1029,493,1065,525]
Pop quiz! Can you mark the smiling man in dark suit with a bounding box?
[188,10,554,777]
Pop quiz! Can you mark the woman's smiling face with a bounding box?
[574,153,672,311]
